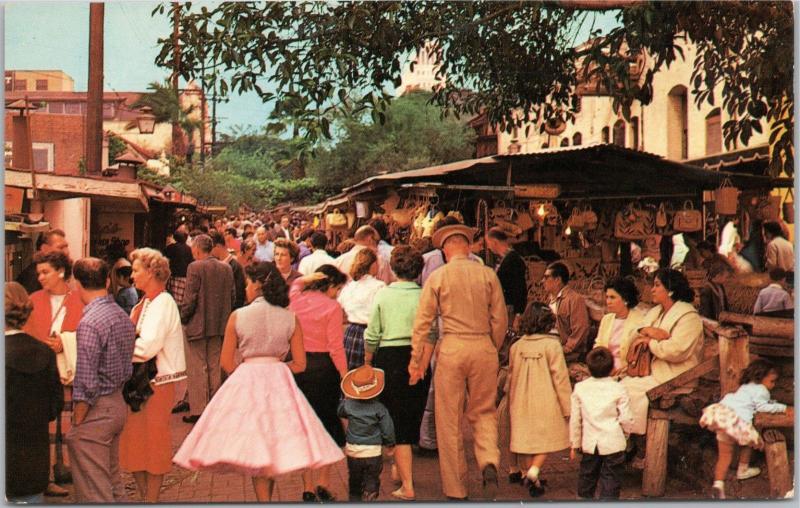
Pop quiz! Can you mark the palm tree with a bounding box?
[130,81,203,159]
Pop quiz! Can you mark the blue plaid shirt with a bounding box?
[73,295,136,405]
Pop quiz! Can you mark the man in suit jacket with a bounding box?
[179,234,235,423]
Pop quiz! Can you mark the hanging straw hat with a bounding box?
[340,365,385,400]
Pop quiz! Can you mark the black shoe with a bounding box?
[482,464,499,500]
[508,471,523,484]
[172,400,190,414]
[302,491,318,502]
[315,486,335,502]
[446,496,468,501]
[528,480,546,498]
[415,446,438,457]
[182,415,200,424]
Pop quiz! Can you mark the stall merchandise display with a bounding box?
[614,202,655,240]
[673,201,703,233]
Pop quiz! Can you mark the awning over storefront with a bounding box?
[342,143,790,200]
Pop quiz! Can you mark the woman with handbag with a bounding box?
[24,251,84,497]
[119,248,187,502]
[620,269,703,467]
[592,277,645,377]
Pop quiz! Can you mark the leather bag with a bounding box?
[515,203,534,231]
[490,200,514,221]
[495,218,523,237]
[326,208,347,228]
[714,177,740,216]
[123,357,158,412]
[614,202,654,240]
[626,336,652,377]
[673,201,702,232]
[783,188,794,224]
[582,205,598,230]
[656,202,669,229]
[567,207,585,230]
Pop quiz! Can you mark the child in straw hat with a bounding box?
[338,365,396,501]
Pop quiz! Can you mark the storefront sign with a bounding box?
[514,184,561,199]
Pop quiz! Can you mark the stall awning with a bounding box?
[5,168,150,212]
[341,143,790,200]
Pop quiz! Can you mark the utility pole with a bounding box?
[171,2,182,158]
[85,3,104,175]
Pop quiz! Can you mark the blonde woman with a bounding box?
[119,248,187,502]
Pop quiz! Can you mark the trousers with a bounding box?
[418,352,437,449]
[346,456,383,501]
[577,450,626,499]
[65,390,127,502]
[185,336,223,415]
[434,335,500,498]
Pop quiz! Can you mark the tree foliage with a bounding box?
[308,91,475,189]
[154,1,793,176]
[130,80,203,155]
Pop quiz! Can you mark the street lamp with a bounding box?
[136,106,156,134]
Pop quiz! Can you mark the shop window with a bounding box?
[102,102,116,120]
[631,116,640,150]
[65,102,81,115]
[36,79,48,91]
[573,132,582,146]
[48,102,65,114]
[14,79,26,91]
[705,108,722,155]
[613,120,626,147]
[601,126,610,143]
[667,85,689,159]
[560,138,569,147]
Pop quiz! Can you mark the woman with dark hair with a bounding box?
[6,282,64,503]
[273,238,302,286]
[363,245,426,500]
[289,264,349,501]
[174,262,343,502]
[593,277,645,376]
[505,302,571,497]
[339,248,386,370]
[621,269,704,464]
[23,250,84,497]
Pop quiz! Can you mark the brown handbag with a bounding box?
[582,204,598,230]
[614,202,654,240]
[515,203,534,231]
[673,200,702,232]
[626,336,652,377]
[714,178,740,216]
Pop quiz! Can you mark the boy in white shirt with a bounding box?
[569,347,634,499]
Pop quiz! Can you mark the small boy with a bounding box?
[754,268,794,315]
[569,347,634,499]
[338,365,395,501]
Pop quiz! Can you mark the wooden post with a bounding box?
[763,429,792,498]
[642,414,670,497]
[717,326,749,397]
[85,3,104,175]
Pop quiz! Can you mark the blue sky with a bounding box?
[5,2,619,137]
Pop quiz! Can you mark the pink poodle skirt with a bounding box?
[699,403,763,449]
[173,357,344,477]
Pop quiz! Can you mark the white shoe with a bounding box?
[736,467,761,480]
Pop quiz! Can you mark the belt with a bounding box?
[347,322,368,327]
[243,357,280,364]
[153,370,187,384]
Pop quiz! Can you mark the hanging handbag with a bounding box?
[783,188,794,224]
[494,218,523,237]
[755,195,781,222]
[326,208,347,228]
[582,204,598,230]
[714,177,740,216]
[515,203,534,231]
[490,200,513,221]
[614,202,654,240]
[655,202,669,229]
[545,205,561,227]
[567,207,585,230]
[122,299,159,412]
[673,200,702,232]
[626,336,653,377]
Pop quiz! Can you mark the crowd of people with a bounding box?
[5,209,794,502]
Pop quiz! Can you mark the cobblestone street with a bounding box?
[45,412,778,503]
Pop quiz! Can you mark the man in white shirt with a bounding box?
[570,347,634,500]
[333,226,393,284]
[253,226,275,263]
[275,215,293,240]
[298,232,335,275]
[763,221,794,272]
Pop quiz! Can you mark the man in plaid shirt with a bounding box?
[65,258,136,502]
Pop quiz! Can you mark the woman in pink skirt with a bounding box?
[173,262,344,501]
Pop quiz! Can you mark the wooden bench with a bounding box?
[754,411,794,498]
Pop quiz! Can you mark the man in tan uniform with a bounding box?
[409,224,508,500]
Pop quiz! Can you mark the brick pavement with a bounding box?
[45,412,778,503]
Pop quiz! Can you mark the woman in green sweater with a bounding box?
[364,245,429,501]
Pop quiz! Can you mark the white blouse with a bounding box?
[133,292,187,385]
[337,275,386,325]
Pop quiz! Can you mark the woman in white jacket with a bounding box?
[119,248,187,502]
